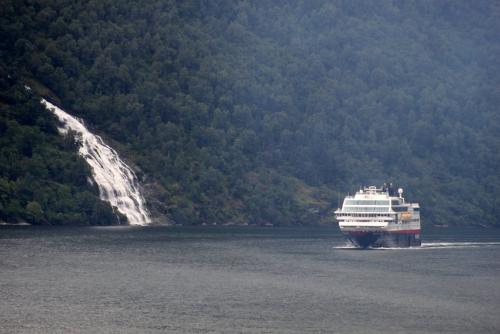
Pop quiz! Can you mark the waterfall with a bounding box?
[41,99,151,226]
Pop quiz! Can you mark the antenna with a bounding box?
[398,188,404,198]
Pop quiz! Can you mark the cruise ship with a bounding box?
[335,185,421,248]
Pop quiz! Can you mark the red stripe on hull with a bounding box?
[347,229,420,236]
[386,229,421,235]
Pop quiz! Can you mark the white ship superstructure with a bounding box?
[335,185,421,248]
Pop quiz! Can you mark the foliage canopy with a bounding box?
[1,0,499,226]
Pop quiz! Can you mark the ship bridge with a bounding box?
[334,185,412,221]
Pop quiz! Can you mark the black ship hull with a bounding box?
[343,230,421,248]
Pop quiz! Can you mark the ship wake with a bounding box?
[333,241,500,250]
[332,242,359,250]
[420,242,500,249]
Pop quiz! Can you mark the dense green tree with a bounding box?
[1,0,499,226]
[0,71,119,225]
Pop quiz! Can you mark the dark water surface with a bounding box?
[1,226,499,333]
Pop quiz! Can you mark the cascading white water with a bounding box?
[41,99,151,226]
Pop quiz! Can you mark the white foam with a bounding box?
[420,242,500,249]
[332,242,357,249]
[332,241,500,250]
[42,99,151,225]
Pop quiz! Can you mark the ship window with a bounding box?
[391,200,401,205]
[342,207,389,212]
[344,200,389,206]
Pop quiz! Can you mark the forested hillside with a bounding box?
[0,71,118,224]
[1,0,499,226]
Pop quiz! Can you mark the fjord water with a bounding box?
[41,99,151,226]
[1,226,499,333]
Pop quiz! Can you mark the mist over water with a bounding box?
[41,99,151,225]
[1,226,499,333]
